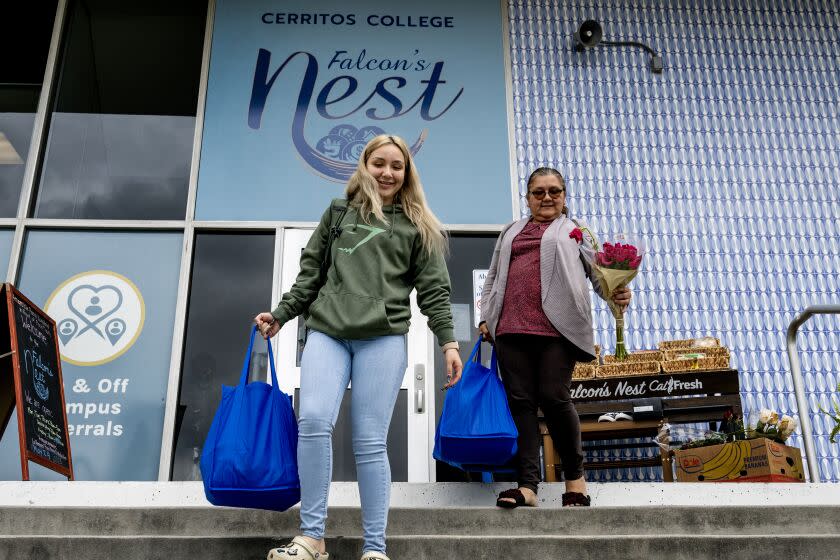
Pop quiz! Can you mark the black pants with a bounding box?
[495,334,583,492]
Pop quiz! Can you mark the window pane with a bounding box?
[0,229,13,273]
[0,2,57,217]
[171,232,275,481]
[35,0,207,219]
[0,230,183,480]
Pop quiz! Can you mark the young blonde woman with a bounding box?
[255,135,463,560]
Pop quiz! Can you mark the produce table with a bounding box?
[541,369,742,482]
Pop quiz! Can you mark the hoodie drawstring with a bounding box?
[388,203,396,238]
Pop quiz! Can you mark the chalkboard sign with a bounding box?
[0,283,73,480]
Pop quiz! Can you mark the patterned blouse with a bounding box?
[495,220,560,338]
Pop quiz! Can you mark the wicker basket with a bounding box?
[572,364,596,380]
[658,336,721,350]
[573,351,598,378]
[663,347,730,361]
[596,361,661,378]
[661,355,730,372]
[603,350,664,364]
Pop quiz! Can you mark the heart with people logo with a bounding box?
[46,271,146,366]
[66,284,123,340]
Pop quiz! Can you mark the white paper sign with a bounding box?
[472,269,488,328]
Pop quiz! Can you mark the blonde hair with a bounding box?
[345,134,447,256]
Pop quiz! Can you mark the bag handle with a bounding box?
[240,325,280,390]
[467,337,498,375]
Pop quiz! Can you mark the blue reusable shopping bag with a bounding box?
[433,338,518,471]
[200,326,301,511]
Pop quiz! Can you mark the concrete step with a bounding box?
[4,483,840,559]
[3,535,840,560]
[3,505,840,537]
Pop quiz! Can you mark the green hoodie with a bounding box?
[271,199,455,346]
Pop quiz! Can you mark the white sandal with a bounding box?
[267,536,329,560]
[360,552,389,560]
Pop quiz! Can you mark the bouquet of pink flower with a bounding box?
[596,241,643,270]
[570,228,645,360]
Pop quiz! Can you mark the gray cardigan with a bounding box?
[479,216,607,361]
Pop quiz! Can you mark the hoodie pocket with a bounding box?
[308,292,391,336]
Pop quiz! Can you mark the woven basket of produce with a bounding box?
[596,361,660,378]
[660,355,730,372]
[658,336,720,350]
[572,364,596,380]
[663,347,730,361]
[603,350,663,364]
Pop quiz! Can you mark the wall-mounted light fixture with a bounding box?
[574,20,663,74]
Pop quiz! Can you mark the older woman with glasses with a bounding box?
[478,167,631,508]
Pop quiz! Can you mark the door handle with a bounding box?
[413,363,425,413]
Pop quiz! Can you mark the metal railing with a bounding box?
[786,304,840,483]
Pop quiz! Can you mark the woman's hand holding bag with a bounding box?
[478,322,494,344]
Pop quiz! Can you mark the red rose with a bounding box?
[569,228,583,243]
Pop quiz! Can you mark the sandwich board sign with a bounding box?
[0,283,73,480]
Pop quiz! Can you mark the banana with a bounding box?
[703,440,751,480]
[698,442,735,474]
[720,440,751,479]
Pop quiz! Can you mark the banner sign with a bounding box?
[569,370,740,403]
[197,0,513,223]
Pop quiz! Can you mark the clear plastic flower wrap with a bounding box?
[653,422,725,454]
[570,228,645,359]
[747,408,798,443]
[655,408,799,454]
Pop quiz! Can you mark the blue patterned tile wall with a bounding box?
[508,0,840,482]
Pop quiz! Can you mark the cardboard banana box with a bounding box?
[674,438,805,483]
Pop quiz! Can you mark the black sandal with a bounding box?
[562,492,591,507]
[496,488,527,508]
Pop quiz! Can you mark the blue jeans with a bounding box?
[297,330,407,554]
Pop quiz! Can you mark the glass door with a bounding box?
[274,228,434,482]
[431,233,501,481]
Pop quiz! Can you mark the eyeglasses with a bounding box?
[528,188,565,199]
